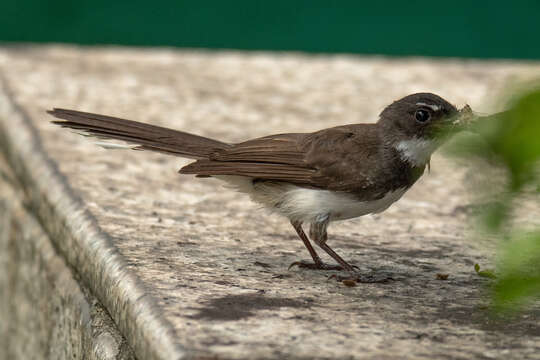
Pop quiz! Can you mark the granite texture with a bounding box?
[0,157,135,359]
[0,45,539,359]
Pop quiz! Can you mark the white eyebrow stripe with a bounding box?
[416,102,441,112]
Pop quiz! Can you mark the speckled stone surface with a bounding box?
[0,157,135,360]
[0,45,539,359]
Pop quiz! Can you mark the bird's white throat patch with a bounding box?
[394,138,438,166]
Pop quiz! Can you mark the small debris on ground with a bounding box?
[474,263,497,279]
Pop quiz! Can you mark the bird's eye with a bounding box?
[415,109,431,123]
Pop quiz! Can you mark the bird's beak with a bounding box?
[452,105,509,134]
[446,104,482,133]
[430,105,475,139]
[452,104,475,127]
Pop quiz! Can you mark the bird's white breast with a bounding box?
[216,175,408,223]
[278,186,408,222]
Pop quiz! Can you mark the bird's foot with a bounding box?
[328,272,394,285]
[288,260,345,271]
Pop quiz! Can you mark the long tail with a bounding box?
[47,108,231,159]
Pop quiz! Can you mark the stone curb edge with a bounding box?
[0,76,186,360]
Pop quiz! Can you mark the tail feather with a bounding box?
[47,108,230,159]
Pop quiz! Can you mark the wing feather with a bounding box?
[210,133,306,165]
[179,125,378,189]
[179,160,316,183]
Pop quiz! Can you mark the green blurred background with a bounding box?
[2,0,539,59]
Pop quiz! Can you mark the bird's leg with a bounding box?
[290,221,323,265]
[310,215,393,284]
[309,215,357,273]
[290,217,392,283]
[288,220,343,271]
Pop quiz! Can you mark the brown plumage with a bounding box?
[48,108,397,197]
[48,93,465,277]
[48,108,230,159]
[49,108,389,194]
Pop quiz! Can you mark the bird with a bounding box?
[48,93,469,281]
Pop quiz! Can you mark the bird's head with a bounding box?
[377,93,464,166]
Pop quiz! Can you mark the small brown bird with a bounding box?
[48,93,469,281]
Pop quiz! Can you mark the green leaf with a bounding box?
[493,231,540,310]
[481,201,509,231]
[449,86,540,311]
[450,87,540,191]
[485,89,540,188]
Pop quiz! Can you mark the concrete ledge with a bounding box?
[0,157,135,359]
[0,63,184,359]
[0,45,539,359]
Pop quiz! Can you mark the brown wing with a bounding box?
[303,125,383,191]
[180,132,316,182]
[180,125,382,191]
[210,133,307,165]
